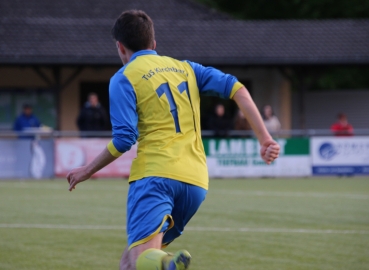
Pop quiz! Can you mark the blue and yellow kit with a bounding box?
[107,50,243,190]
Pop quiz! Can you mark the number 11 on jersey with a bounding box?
[156,81,191,133]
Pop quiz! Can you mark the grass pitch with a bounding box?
[0,177,368,270]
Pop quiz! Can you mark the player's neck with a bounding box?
[124,48,154,64]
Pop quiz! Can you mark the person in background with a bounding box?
[208,103,231,137]
[330,113,354,136]
[233,109,251,137]
[262,105,281,133]
[77,93,109,133]
[13,103,41,132]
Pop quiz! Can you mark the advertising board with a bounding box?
[55,138,137,178]
[203,138,311,177]
[0,139,54,179]
[311,137,369,175]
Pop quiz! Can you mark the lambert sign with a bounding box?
[203,138,310,178]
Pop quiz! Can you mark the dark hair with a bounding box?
[337,113,347,120]
[111,10,155,52]
[261,105,274,120]
[23,103,32,109]
[88,92,98,99]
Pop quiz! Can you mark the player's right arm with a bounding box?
[67,71,138,191]
[187,61,280,164]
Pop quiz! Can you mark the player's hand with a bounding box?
[260,140,280,165]
[67,166,91,191]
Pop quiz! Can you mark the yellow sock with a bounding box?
[162,253,174,269]
[136,248,172,270]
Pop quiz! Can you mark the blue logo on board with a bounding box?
[319,143,337,160]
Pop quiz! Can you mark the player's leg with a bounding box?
[132,232,191,270]
[122,230,191,270]
[160,180,207,269]
[124,177,180,269]
[119,247,131,270]
[121,232,163,270]
[162,181,207,248]
[124,177,204,269]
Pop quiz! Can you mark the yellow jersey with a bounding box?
[107,50,242,190]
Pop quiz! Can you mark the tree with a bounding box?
[196,0,369,20]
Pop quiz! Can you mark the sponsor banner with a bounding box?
[55,138,137,178]
[203,138,310,177]
[0,139,54,179]
[311,136,369,175]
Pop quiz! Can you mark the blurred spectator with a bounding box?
[262,105,281,133]
[13,103,41,132]
[77,93,108,133]
[330,113,354,136]
[233,109,251,137]
[208,104,231,137]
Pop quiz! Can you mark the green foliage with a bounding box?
[313,67,369,90]
[197,0,369,19]
[0,178,369,269]
[287,67,369,91]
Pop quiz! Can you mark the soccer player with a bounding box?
[67,10,280,270]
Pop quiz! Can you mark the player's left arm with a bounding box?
[67,73,138,191]
[232,87,280,164]
[186,61,242,99]
[187,61,279,164]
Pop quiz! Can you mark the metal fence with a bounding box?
[1,129,369,138]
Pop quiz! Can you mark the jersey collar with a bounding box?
[130,50,158,62]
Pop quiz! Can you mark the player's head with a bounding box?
[111,10,156,64]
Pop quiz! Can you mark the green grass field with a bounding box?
[0,177,368,270]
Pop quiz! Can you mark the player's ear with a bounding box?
[117,42,126,55]
[152,40,156,50]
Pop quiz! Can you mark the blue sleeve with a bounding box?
[185,61,242,99]
[109,72,138,153]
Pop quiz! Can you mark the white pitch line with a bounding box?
[0,184,128,192]
[1,184,368,199]
[0,224,368,234]
[212,191,369,200]
[0,224,125,230]
[187,227,369,234]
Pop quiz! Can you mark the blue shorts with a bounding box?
[127,176,207,250]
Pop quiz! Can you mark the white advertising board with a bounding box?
[204,138,311,178]
[55,138,137,178]
[311,136,369,175]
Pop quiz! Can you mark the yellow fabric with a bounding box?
[107,140,123,157]
[129,214,174,250]
[124,56,214,189]
[136,248,167,270]
[229,81,244,98]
